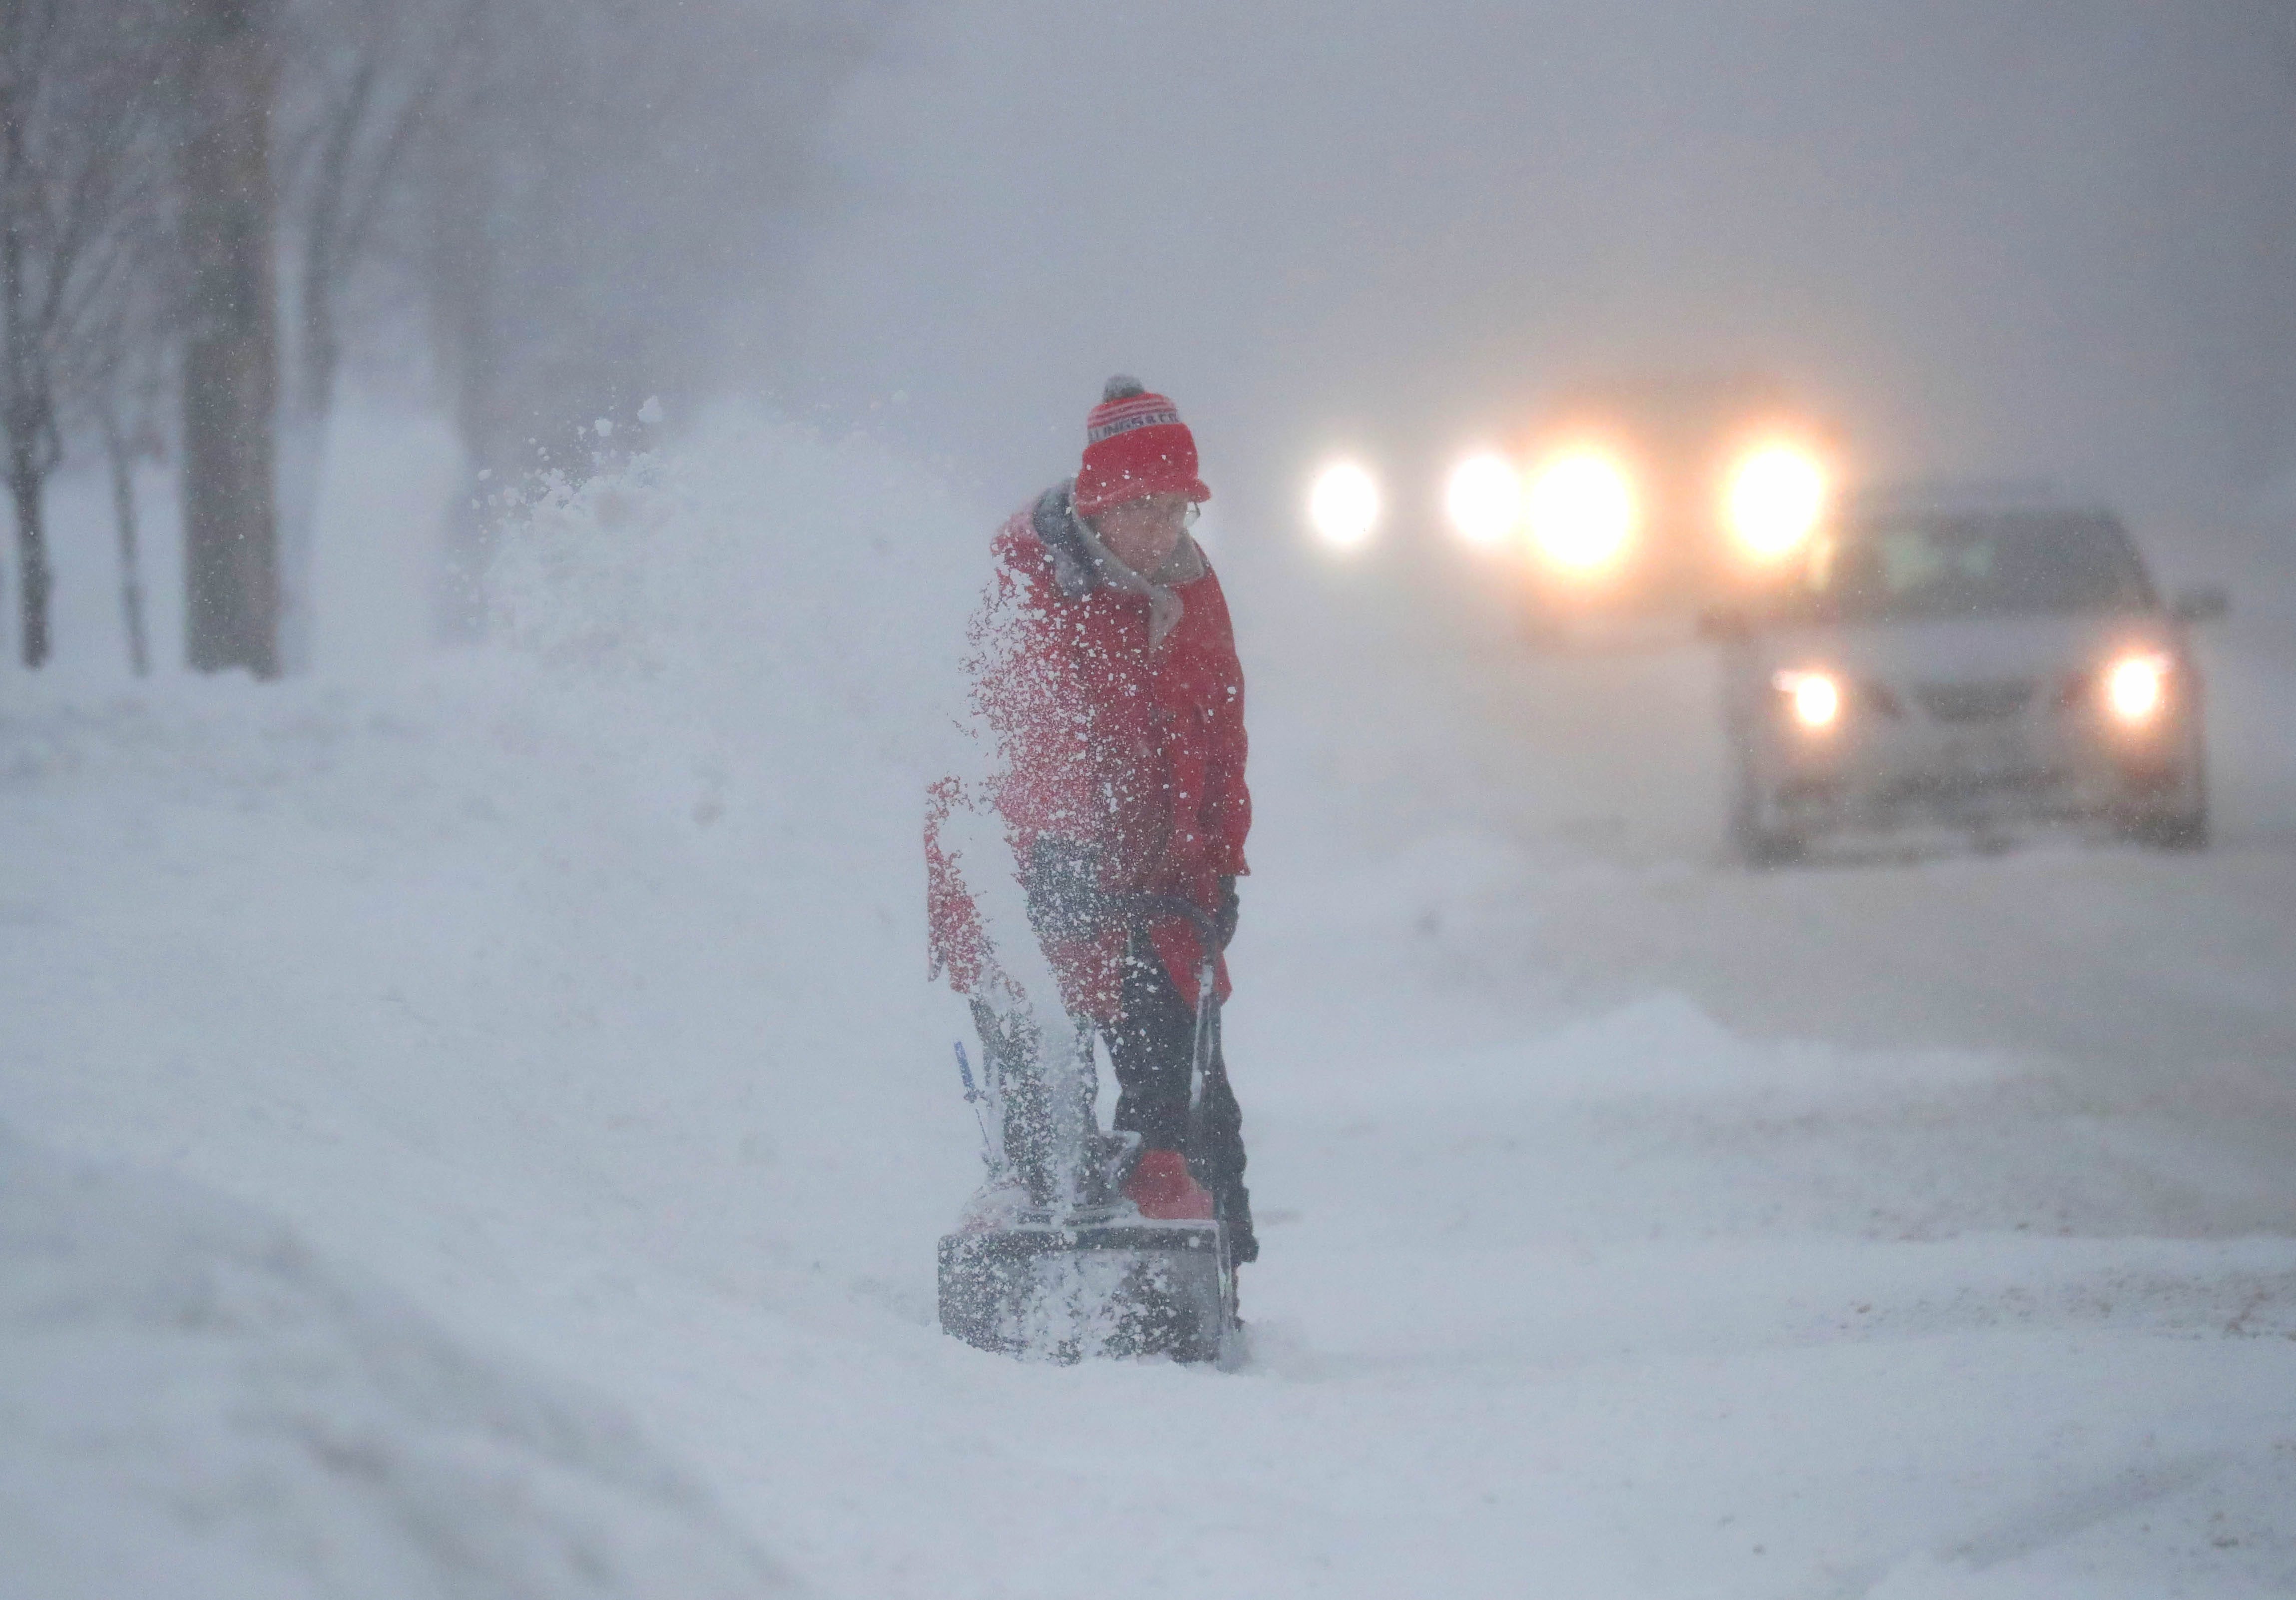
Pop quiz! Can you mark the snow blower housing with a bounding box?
[938,1219,1231,1363]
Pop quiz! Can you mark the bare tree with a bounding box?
[80,266,172,678]
[270,0,474,672]
[412,0,889,640]
[179,0,281,678]
[4,0,885,676]
[264,0,886,652]
[0,0,176,669]
[96,375,161,676]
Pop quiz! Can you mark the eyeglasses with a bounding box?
[1105,495,1201,531]
[1120,498,1198,526]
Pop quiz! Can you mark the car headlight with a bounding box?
[1525,450,1635,571]
[1726,444,1828,560]
[2103,652,2171,723]
[1307,461,1380,551]
[1445,454,1521,548]
[1773,668,1843,730]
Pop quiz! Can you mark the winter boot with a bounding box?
[1125,1149,1215,1220]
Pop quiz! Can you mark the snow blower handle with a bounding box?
[1123,894,1226,951]
[1122,894,1226,992]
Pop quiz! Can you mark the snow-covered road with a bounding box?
[4,418,2293,1596]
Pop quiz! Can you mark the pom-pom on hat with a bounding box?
[1074,375,1212,516]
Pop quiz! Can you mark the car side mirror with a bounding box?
[2170,585,2228,624]
[1696,602,1750,642]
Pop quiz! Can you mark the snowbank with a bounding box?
[0,1122,783,1600]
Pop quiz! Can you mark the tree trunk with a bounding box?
[273,376,326,672]
[274,121,343,675]
[99,405,151,677]
[4,429,50,669]
[0,61,42,669]
[179,0,279,678]
[424,11,520,646]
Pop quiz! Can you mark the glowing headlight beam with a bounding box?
[1727,445,1829,560]
[1773,668,1843,730]
[2105,653,2171,723]
[1445,454,1522,548]
[1525,451,1635,572]
[1307,461,1381,551]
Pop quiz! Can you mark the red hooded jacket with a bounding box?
[927,485,1250,1022]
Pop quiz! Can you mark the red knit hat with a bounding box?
[1073,376,1211,515]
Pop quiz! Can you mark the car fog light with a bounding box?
[2104,653,2170,723]
[1774,668,1843,730]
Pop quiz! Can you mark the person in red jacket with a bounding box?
[927,376,1256,1265]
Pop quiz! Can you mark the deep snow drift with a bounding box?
[3,411,2295,1597]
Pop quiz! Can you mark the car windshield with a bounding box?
[1789,511,2156,622]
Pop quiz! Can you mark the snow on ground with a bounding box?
[0,1124,783,1600]
[4,409,2296,1596]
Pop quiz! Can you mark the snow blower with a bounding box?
[937,898,1239,1364]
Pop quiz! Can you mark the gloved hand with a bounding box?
[1023,837,1113,944]
[1213,874,1240,950]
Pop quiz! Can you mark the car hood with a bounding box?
[1752,611,2180,686]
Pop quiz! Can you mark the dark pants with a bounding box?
[1106,945,1257,1264]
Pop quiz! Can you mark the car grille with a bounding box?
[1913,680,2036,722]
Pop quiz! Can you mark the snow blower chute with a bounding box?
[937,898,1239,1364]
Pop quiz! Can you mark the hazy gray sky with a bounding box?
[757,0,2296,536]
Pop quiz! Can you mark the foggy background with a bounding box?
[17,0,2296,671]
[759,0,2296,557]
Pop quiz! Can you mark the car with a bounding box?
[1704,488,2226,863]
